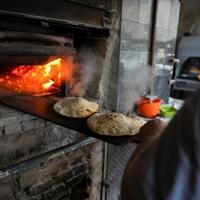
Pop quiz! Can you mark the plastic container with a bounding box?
[137,97,161,118]
[160,105,177,118]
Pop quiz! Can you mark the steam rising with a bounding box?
[69,48,102,97]
[118,66,154,114]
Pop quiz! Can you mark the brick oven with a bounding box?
[0,0,121,199]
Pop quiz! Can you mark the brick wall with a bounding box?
[153,0,180,102]
[0,102,104,200]
[117,0,152,112]
[106,0,152,199]
[0,103,87,169]
[0,137,104,200]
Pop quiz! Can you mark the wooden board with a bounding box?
[0,92,141,145]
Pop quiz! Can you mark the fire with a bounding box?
[0,58,74,95]
[42,80,55,89]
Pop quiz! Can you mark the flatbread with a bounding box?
[53,97,99,118]
[87,112,146,136]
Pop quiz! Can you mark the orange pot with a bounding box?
[137,97,161,118]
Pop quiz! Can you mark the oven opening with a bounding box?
[0,57,75,96]
[179,57,200,80]
[0,30,77,96]
[0,12,108,99]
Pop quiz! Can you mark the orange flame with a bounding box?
[0,57,74,95]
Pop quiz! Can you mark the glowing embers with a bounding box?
[0,58,74,95]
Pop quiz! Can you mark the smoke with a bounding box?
[69,48,102,97]
[118,66,155,114]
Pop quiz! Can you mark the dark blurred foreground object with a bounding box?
[122,87,200,200]
[136,119,165,141]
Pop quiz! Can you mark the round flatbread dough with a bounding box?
[87,112,146,136]
[53,97,99,118]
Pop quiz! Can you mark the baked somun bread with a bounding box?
[53,97,99,118]
[87,112,146,136]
